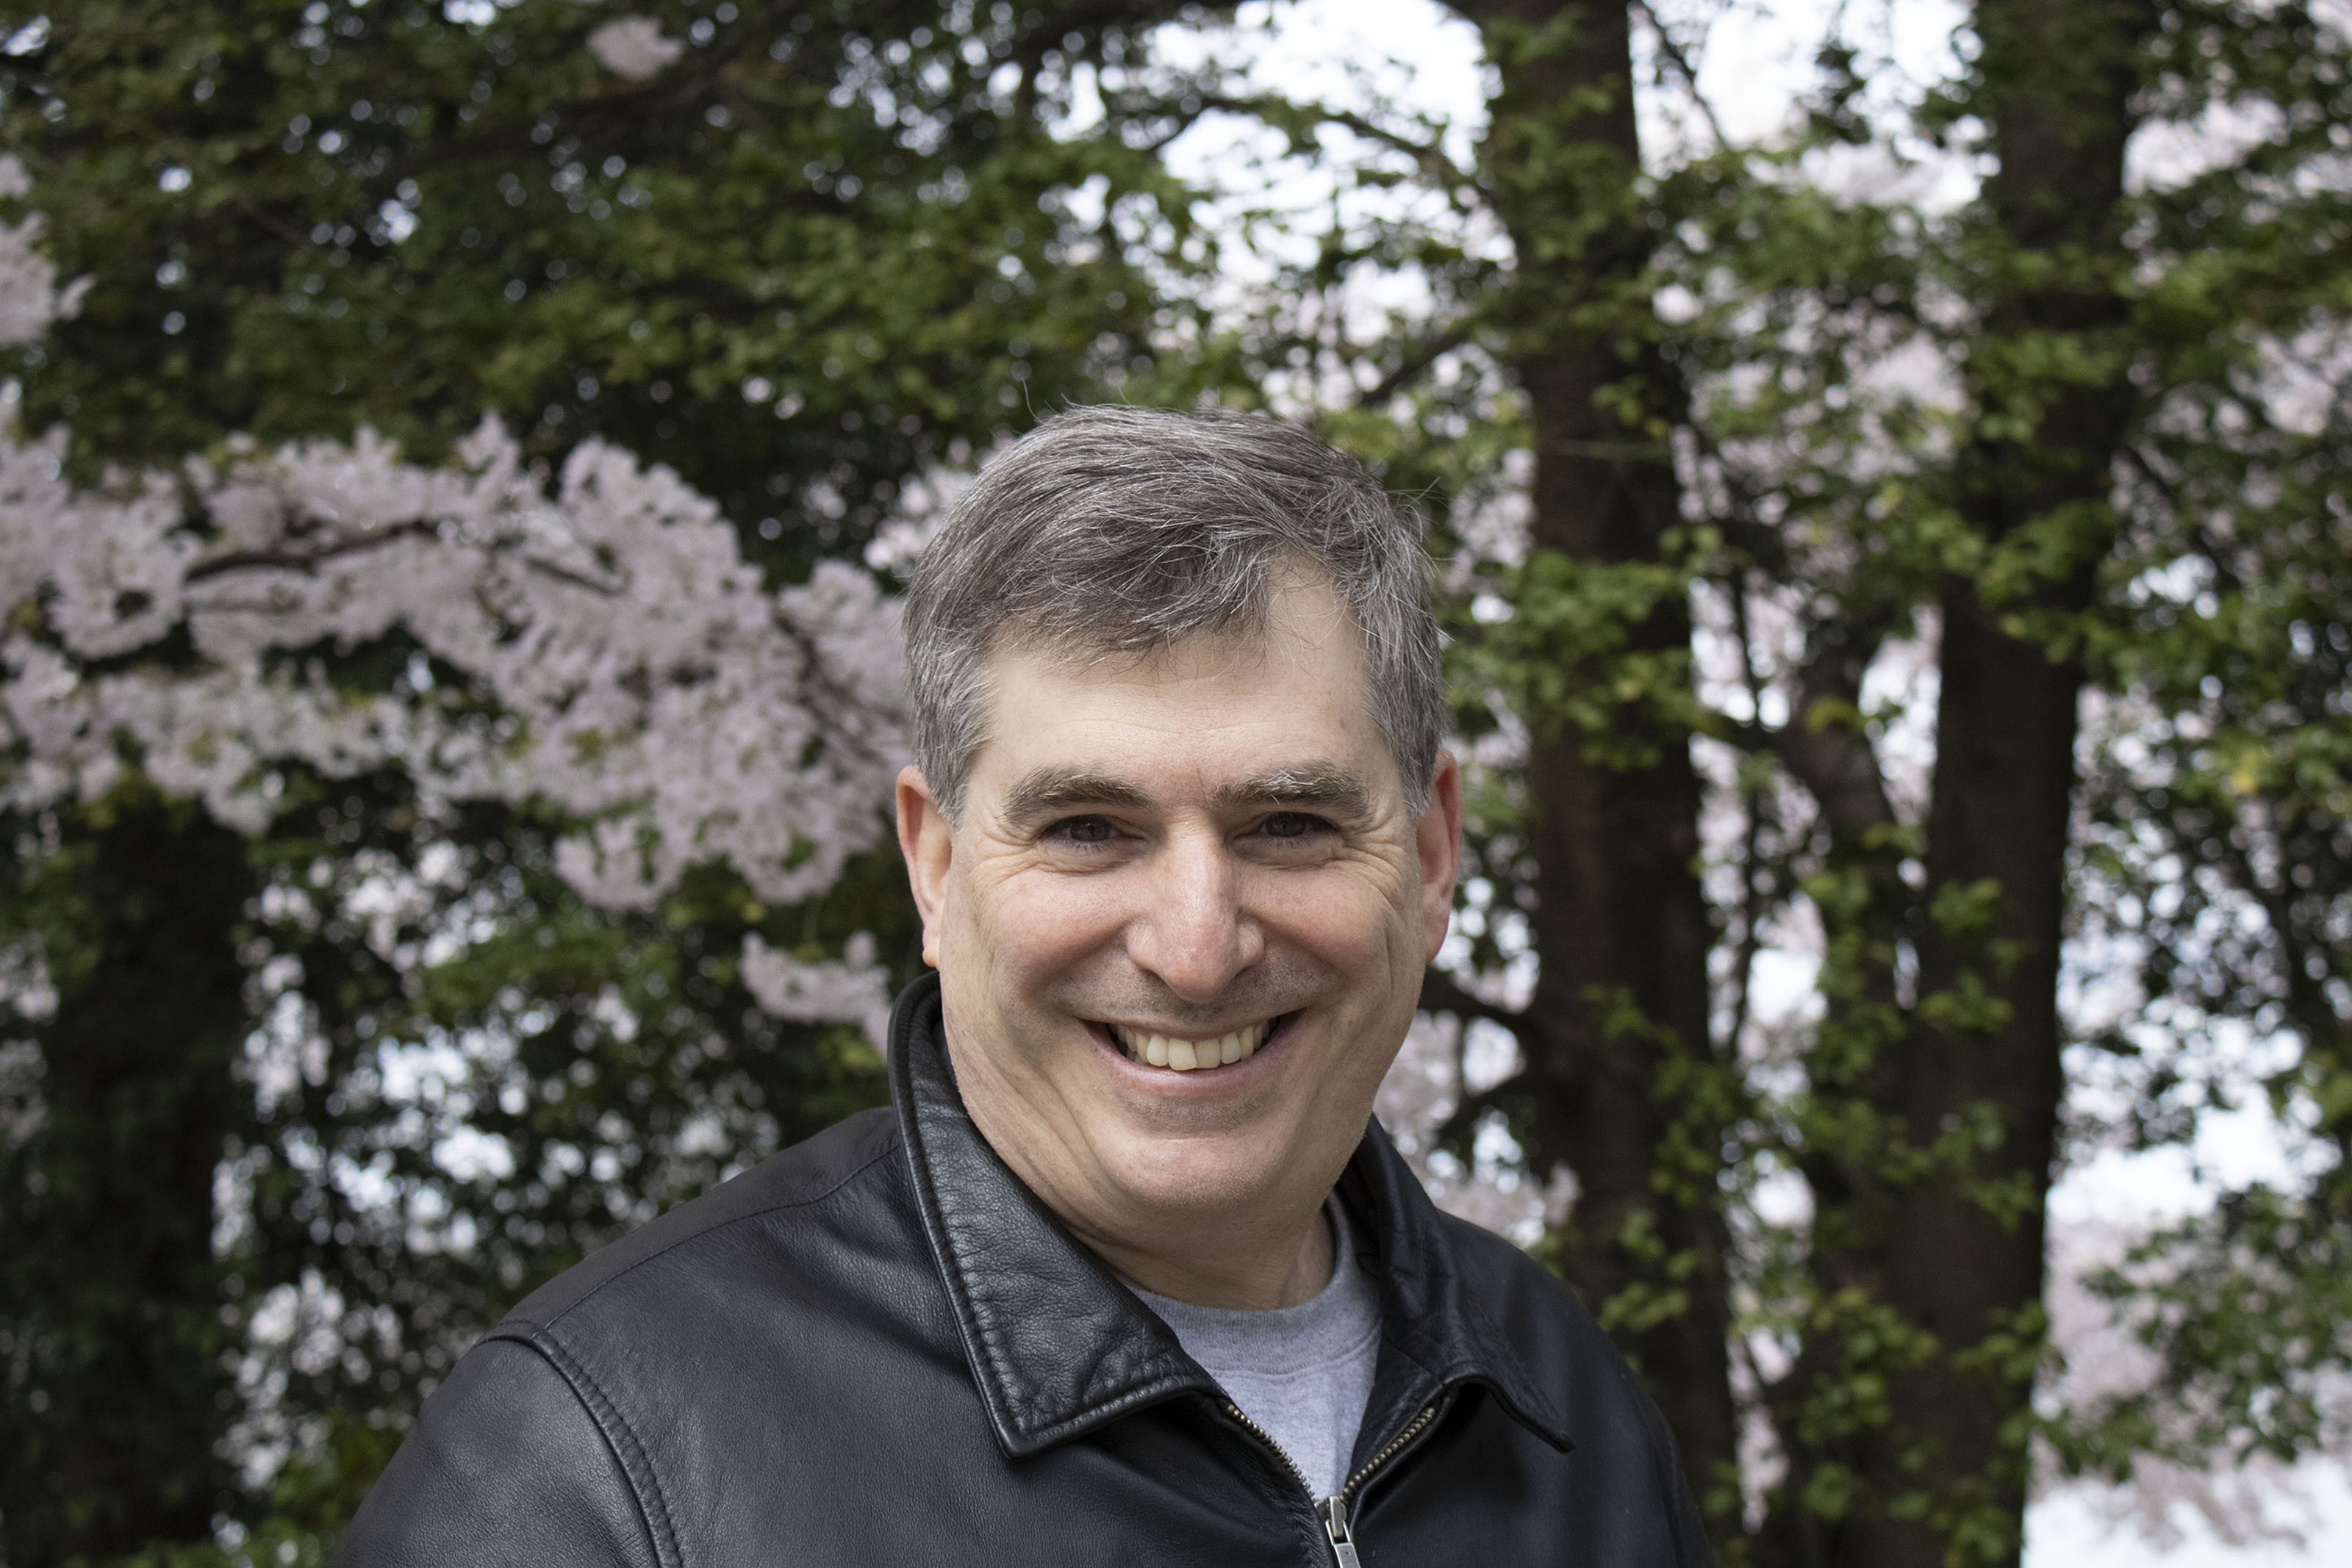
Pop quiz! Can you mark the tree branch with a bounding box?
[1187,90,1475,193]
[1774,608,1901,838]
[1629,0,1731,151]
[185,520,442,583]
[1435,1072,1530,1152]
[1721,572,1769,1060]
[187,521,641,605]
[1419,965,1535,1046]
[1354,320,1473,409]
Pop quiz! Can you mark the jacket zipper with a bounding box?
[1225,1398,1444,1568]
[1336,1398,1444,1504]
[1319,1496,1362,1567]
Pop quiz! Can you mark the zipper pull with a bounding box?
[1321,1496,1361,1568]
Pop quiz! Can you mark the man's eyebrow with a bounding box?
[997,768,1152,829]
[1213,764,1372,821]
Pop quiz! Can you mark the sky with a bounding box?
[1158,2,2352,1561]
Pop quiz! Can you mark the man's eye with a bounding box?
[1259,812,1329,840]
[1050,816,1117,846]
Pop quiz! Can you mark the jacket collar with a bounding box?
[886,973,1573,1459]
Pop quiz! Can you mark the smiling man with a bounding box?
[337,407,1712,1567]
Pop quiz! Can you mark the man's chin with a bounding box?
[1092,1136,1302,1218]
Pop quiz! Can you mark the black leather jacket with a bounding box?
[337,975,1713,1567]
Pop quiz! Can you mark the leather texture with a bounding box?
[336,973,1715,1567]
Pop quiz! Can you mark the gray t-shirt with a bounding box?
[1131,1201,1381,1500]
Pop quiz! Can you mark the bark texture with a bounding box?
[1784,4,2156,1564]
[1,803,255,1564]
[1445,0,1740,1538]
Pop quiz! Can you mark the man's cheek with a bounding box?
[1279,880,1409,965]
[1000,878,1129,959]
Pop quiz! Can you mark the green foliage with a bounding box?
[1237,0,2352,1558]
[1453,547,1704,760]
[2057,0,2352,1484]
[0,1,1221,1558]
[1,0,1194,554]
[6,0,2352,1561]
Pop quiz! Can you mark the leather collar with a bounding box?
[887,972,1573,1459]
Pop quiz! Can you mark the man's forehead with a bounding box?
[956,572,1395,816]
[975,641,1382,772]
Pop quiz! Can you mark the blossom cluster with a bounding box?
[0,158,87,348]
[587,15,685,82]
[0,164,900,1026]
[740,931,894,1050]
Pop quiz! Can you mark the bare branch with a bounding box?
[519,553,630,597]
[1773,631,1899,838]
[1721,572,1769,1060]
[187,522,640,603]
[2126,444,2247,597]
[1434,1073,1527,1151]
[1353,320,1473,409]
[1419,965,1535,1046]
[1630,0,1732,151]
[1695,601,1899,840]
[185,520,441,583]
[1188,90,1476,193]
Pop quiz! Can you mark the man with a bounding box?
[338,406,1712,1566]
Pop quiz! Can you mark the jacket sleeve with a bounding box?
[333,1334,664,1568]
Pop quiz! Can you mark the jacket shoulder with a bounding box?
[1430,1209,1589,1342]
[335,1335,662,1568]
[506,1104,901,1331]
[1435,1208,1638,1360]
[1433,1209,1715,1566]
[339,1110,919,1564]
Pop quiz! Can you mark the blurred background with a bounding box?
[1,1,2348,1563]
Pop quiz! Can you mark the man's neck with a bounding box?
[1088,1199,1336,1311]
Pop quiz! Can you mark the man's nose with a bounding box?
[1125,831,1262,1003]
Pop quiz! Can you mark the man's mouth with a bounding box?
[1106,1018,1274,1073]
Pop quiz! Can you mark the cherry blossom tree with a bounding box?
[1,157,903,1031]
[1,147,919,1560]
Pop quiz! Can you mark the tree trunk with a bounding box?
[1830,4,2152,1564]
[1447,0,1740,1536]
[1,799,255,1563]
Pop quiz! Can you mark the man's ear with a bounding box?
[1416,750,1465,963]
[896,766,954,968]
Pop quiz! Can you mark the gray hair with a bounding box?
[903,404,1446,820]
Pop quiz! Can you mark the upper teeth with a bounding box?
[1109,1020,1271,1071]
